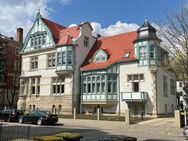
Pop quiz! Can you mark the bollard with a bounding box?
[73,108,76,120]
[125,109,130,125]
[97,108,101,121]
[175,110,181,128]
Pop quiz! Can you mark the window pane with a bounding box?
[88,83,91,93]
[62,52,66,65]
[57,53,61,66]
[61,85,64,93]
[57,85,60,93]
[53,85,56,94]
[133,75,138,81]
[140,74,144,80]
[102,83,105,92]
[67,51,72,65]
[108,82,112,92]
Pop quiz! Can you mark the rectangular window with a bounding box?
[92,83,95,93]
[108,82,112,93]
[113,82,117,92]
[67,51,72,65]
[35,36,38,47]
[84,36,89,47]
[31,78,35,94]
[140,74,144,81]
[96,83,100,93]
[52,78,65,95]
[83,84,86,93]
[133,75,139,81]
[30,38,34,47]
[170,79,176,95]
[102,83,105,92]
[128,75,132,82]
[139,46,147,59]
[48,53,56,68]
[39,36,42,46]
[150,45,155,59]
[57,52,61,66]
[62,52,66,65]
[88,83,91,93]
[42,35,46,44]
[163,76,168,96]
[31,56,38,70]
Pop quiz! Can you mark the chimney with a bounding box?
[16,28,23,44]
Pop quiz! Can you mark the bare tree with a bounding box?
[159,6,188,87]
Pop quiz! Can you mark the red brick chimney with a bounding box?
[16,28,23,44]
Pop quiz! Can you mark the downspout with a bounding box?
[118,62,121,116]
[155,70,158,116]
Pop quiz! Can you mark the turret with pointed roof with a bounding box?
[134,19,158,43]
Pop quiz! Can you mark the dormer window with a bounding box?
[30,31,47,49]
[124,52,130,58]
[94,49,108,63]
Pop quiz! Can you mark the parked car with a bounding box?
[0,109,24,122]
[184,126,188,140]
[18,110,58,125]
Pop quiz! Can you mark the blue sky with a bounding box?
[0,0,186,37]
[49,0,183,27]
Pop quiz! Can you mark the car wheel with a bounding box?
[19,117,23,124]
[37,119,42,125]
[7,117,11,122]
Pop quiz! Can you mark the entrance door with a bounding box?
[133,82,139,92]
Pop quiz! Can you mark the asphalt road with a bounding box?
[0,122,186,141]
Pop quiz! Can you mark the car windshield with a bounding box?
[36,110,52,116]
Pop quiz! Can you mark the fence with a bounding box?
[0,124,30,141]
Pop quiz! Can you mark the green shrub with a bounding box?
[55,132,83,140]
[33,135,64,141]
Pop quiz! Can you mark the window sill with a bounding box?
[30,69,38,72]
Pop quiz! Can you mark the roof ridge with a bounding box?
[98,31,137,40]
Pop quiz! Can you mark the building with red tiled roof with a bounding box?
[18,12,176,117]
[80,19,176,117]
[17,12,96,115]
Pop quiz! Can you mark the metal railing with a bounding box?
[121,92,148,102]
[0,123,30,141]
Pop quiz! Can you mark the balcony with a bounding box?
[121,92,148,102]
[55,66,73,76]
[81,94,118,105]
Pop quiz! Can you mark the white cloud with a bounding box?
[68,23,77,27]
[0,0,73,38]
[0,0,52,38]
[91,21,139,37]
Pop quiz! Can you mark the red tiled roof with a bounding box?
[81,31,137,71]
[41,17,80,46]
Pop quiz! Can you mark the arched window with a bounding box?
[58,105,62,114]
[33,105,35,111]
[52,105,56,114]
[29,105,32,112]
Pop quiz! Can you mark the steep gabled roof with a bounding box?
[81,31,137,71]
[41,17,80,46]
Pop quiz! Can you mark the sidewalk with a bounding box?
[59,118,183,137]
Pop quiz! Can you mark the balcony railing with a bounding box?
[121,92,148,102]
[81,94,118,104]
[55,66,73,76]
